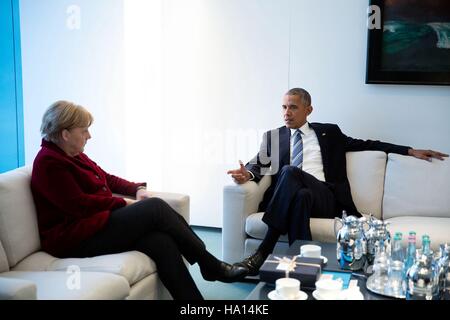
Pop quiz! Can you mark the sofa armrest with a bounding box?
[114,192,190,224]
[0,277,37,300]
[222,175,271,263]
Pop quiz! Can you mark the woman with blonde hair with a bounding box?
[31,100,248,300]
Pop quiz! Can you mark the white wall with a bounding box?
[123,0,164,187]
[158,0,450,227]
[159,0,290,226]
[289,0,450,150]
[20,0,126,176]
[20,0,450,227]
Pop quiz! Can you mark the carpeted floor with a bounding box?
[191,226,257,300]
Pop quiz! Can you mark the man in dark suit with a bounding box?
[227,88,448,275]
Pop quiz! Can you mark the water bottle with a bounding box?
[370,238,389,291]
[404,232,416,275]
[388,232,405,295]
[391,232,404,261]
[406,235,439,300]
[436,244,449,300]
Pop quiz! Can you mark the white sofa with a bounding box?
[223,151,450,263]
[0,166,190,300]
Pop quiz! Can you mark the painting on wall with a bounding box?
[366,0,450,85]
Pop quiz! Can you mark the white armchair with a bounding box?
[0,166,190,300]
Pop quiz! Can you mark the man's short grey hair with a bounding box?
[285,88,311,107]
[41,100,93,143]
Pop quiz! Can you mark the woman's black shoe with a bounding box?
[201,262,249,283]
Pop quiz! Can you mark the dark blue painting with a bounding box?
[366,0,450,85]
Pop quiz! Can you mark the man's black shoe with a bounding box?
[201,262,249,283]
[237,250,267,276]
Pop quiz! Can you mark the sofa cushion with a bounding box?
[0,166,40,267]
[245,212,288,242]
[0,277,37,300]
[310,218,336,243]
[0,240,10,273]
[49,251,157,286]
[11,251,56,272]
[127,273,171,300]
[346,151,387,219]
[13,250,157,286]
[13,251,157,285]
[385,216,450,251]
[383,154,450,220]
[0,271,129,300]
[245,212,266,239]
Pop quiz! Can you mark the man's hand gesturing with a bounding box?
[227,160,251,184]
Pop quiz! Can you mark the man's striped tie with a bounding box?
[291,129,303,168]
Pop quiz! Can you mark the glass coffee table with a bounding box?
[245,240,387,300]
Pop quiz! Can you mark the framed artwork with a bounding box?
[366,0,450,86]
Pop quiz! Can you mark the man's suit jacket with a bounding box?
[245,123,411,218]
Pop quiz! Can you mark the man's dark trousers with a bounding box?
[262,165,337,245]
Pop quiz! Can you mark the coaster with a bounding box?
[312,290,343,300]
[268,290,308,300]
